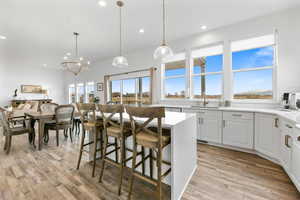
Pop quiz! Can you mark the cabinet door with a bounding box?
[223,119,254,149]
[198,111,222,143]
[292,138,300,188]
[280,130,292,171]
[255,114,280,159]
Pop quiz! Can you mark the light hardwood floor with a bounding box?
[0,129,299,200]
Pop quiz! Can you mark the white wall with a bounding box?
[63,7,300,107]
[0,59,65,106]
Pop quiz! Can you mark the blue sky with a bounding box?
[111,46,274,96]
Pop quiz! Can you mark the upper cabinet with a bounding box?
[255,113,280,160]
[222,112,254,149]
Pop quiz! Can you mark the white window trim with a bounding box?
[231,44,277,103]
[85,81,95,103]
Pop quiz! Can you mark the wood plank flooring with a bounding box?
[0,129,299,200]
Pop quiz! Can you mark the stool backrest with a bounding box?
[76,103,97,123]
[126,106,165,147]
[98,104,124,129]
[55,105,74,125]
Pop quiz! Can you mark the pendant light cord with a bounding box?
[162,0,166,45]
[74,32,79,58]
[119,5,122,56]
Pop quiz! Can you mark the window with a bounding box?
[192,45,223,99]
[68,84,75,104]
[231,34,275,100]
[109,76,151,105]
[163,53,186,98]
[85,82,95,103]
[111,80,121,104]
[76,83,84,103]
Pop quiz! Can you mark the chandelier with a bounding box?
[153,0,173,61]
[61,32,90,76]
[112,1,129,68]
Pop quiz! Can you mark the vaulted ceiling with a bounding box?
[1,0,300,68]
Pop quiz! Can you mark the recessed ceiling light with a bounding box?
[66,52,71,56]
[201,25,207,30]
[98,0,107,7]
[0,35,7,40]
[139,29,145,34]
[43,64,47,67]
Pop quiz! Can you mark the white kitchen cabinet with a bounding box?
[292,133,300,190]
[255,113,280,160]
[197,110,222,143]
[279,120,293,172]
[222,112,254,149]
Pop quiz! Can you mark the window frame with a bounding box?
[231,41,277,103]
[85,81,95,103]
[109,76,151,105]
[161,52,188,100]
[190,43,224,101]
[68,84,75,104]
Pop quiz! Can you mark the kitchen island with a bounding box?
[89,111,197,200]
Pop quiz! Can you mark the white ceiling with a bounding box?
[1,0,300,68]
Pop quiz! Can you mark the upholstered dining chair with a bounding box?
[41,103,59,143]
[44,105,74,146]
[0,110,34,154]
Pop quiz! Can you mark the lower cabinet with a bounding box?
[279,120,293,172]
[255,113,280,160]
[292,133,300,190]
[197,110,222,143]
[222,112,254,149]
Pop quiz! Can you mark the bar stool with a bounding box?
[98,104,133,195]
[76,103,104,177]
[126,106,171,200]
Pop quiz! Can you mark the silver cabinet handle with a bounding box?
[232,114,242,117]
[198,118,201,124]
[274,118,279,128]
[223,120,226,128]
[285,124,293,129]
[285,135,291,148]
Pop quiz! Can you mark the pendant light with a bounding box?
[153,0,173,61]
[61,32,90,76]
[112,1,129,68]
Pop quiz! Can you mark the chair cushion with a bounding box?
[106,126,131,138]
[136,131,170,148]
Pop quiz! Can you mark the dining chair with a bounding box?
[41,103,59,143]
[98,104,133,195]
[0,110,34,154]
[126,106,171,200]
[44,105,74,146]
[76,103,104,177]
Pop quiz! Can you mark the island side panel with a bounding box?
[171,115,197,200]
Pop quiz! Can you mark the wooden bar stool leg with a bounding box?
[6,136,12,154]
[99,133,108,183]
[115,138,119,162]
[56,128,59,146]
[76,129,86,170]
[141,146,145,175]
[69,128,73,143]
[157,149,162,200]
[3,136,8,151]
[92,128,99,177]
[118,136,125,195]
[128,142,138,200]
[149,148,154,179]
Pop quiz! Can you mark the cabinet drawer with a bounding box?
[280,120,294,134]
[223,111,254,120]
[165,107,182,112]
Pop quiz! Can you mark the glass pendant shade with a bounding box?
[112,56,129,68]
[153,44,173,61]
[61,32,90,76]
